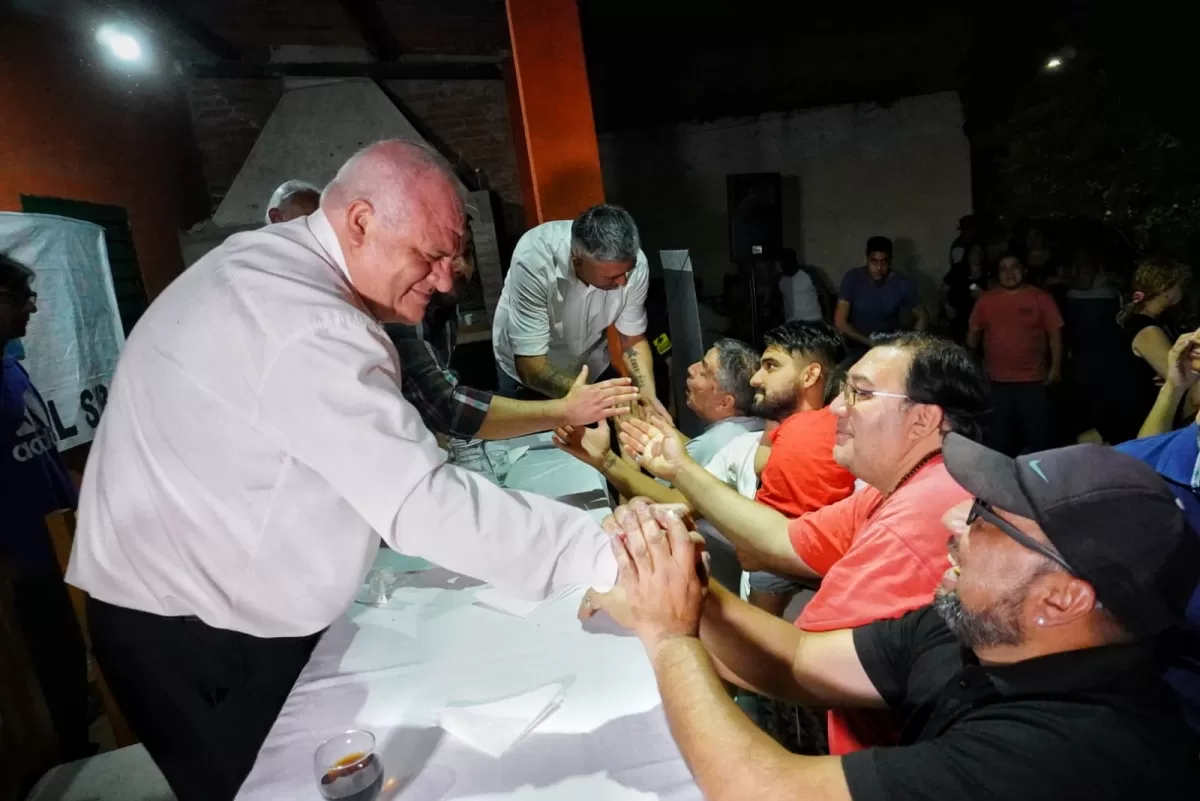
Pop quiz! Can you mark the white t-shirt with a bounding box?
[779,271,822,322]
[493,220,649,383]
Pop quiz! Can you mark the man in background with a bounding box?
[492,204,656,407]
[386,223,637,440]
[264,179,321,224]
[778,248,824,323]
[0,254,91,761]
[553,338,763,502]
[969,254,1063,456]
[835,236,927,361]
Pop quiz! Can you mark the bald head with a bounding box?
[322,140,465,324]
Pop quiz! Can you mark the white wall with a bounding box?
[598,91,972,306]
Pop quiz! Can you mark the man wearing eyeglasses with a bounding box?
[585,436,1200,801]
[0,254,92,760]
[616,332,988,754]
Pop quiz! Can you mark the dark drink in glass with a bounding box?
[315,730,383,801]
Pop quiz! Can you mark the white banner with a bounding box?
[0,212,126,450]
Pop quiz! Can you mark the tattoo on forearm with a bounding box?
[624,345,650,391]
[530,364,575,398]
[601,452,619,472]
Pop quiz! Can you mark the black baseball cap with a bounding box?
[943,433,1200,639]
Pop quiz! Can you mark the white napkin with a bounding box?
[440,682,566,757]
[472,585,578,618]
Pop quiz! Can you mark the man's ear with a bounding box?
[267,208,283,224]
[344,200,374,248]
[801,361,823,390]
[907,402,945,441]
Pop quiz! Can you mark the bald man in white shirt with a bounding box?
[66,141,617,801]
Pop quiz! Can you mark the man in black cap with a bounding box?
[583,435,1200,800]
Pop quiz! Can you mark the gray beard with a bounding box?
[933,589,1026,650]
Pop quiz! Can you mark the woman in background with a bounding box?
[1109,257,1192,442]
[940,241,987,343]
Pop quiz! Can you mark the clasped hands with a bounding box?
[579,498,710,655]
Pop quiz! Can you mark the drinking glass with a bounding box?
[357,567,395,606]
[485,446,512,486]
[314,729,384,801]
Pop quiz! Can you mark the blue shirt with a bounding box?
[0,355,77,575]
[839,267,919,340]
[1116,424,1200,731]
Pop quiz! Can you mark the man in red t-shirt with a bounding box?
[617,332,989,754]
[740,322,857,615]
[624,321,857,616]
[968,255,1063,456]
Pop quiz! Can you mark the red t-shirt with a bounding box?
[787,457,970,754]
[969,285,1063,383]
[756,408,856,515]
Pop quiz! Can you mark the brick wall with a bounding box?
[184,76,524,241]
[186,78,284,208]
[384,79,523,236]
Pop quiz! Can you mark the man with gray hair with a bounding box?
[493,204,657,407]
[66,140,619,800]
[553,338,764,503]
[264,179,321,224]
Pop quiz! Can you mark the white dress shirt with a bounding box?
[492,220,649,383]
[66,211,616,638]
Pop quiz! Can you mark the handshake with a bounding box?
[578,497,711,654]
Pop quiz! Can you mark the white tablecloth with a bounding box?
[236,437,700,801]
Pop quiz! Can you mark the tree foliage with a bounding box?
[999,12,1200,261]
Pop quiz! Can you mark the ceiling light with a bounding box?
[97,24,144,63]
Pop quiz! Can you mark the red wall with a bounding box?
[0,13,209,299]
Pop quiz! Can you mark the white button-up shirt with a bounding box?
[66,211,616,638]
[492,220,649,383]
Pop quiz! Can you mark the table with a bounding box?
[236,435,701,801]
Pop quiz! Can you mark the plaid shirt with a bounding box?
[385,306,492,439]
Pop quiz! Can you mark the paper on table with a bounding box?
[505,445,531,465]
[472,584,578,618]
[440,682,566,757]
[454,773,661,800]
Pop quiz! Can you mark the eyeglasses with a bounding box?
[842,382,909,407]
[967,499,1075,576]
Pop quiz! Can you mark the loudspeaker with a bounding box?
[727,173,782,261]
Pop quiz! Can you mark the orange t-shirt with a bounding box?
[787,457,970,754]
[968,285,1064,383]
[756,408,856,515]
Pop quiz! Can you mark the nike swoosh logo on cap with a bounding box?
[1028,459,1049,482]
